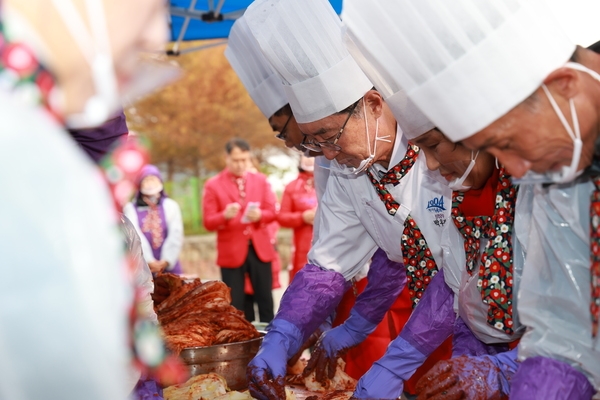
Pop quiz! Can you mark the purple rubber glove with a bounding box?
[353,335,428,399]
[305,309,377,383]
[353,269,455,399]
[247,264,348,400]
[304,248,405,384]
[510,356,595,400]
[133,377,163,400]
[452,316,509,357]
[415,348,519,400]
[248,319,301,400]
[288,315,334,369]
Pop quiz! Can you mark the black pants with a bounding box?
[220,243,274,323]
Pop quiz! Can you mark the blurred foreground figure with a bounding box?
[0,0,169,398]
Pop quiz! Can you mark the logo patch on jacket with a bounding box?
[427,196,447,227]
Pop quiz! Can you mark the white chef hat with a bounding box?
[343,0,574,142]
[342,2,434,140]
[225,16,288,119]
[546,0,600,47]
[244,0,373,123]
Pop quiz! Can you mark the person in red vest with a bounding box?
[277,155,318,283]
[202,138,277,322]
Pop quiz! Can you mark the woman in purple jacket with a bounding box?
[124,165,184,275]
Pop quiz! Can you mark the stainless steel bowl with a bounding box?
[178,333,264,390]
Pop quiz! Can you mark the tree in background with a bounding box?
[125,40,295,235]
[126,40,283,181]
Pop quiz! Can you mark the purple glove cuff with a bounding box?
[399,268,455,355]
[344,309,378,342]
[276,264,349,350]
[511,356,595,400]
[264,319,304,361]
[320,309,377,357]
[353,248,406,325]
[452,316,509,357]
[354,336,426,398]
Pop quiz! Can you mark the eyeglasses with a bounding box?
[301,101,358,153]
[275,114,293,141]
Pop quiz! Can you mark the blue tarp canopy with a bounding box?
[169,0,343,54]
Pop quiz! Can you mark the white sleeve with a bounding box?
[308,171,377,280]
[161,198,184,269]
[120,215,158,323]
[122,202,156,263]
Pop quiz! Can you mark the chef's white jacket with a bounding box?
[308,132,452,282]
[441,186,530,344]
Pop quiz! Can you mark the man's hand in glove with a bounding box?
[247,329,291,400]
[303,309,375,384]
[415,350,518,400]
[287,316,333,376]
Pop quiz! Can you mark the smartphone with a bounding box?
[241,202,260,223]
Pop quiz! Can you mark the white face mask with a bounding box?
[448,151,479,191]
[143,194,160,205]
[512,62,600,185]
[51,0,119,129]
[340,98,391,175]
[51,0,178,129]
[141,182,163,196]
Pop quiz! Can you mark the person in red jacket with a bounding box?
[277,155,317,283]
[202,138,277,322]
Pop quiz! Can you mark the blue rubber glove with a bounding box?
[452,316,508,358]
[247,319,301,400]
[415,349,519,400]
[288,315,334,369]
[304,309,377,383]
[352,269,456,399]
[510,356,595,400]
[353,336,428,399]
[304,248,405,385]
[247,264,348,400]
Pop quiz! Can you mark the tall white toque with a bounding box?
[342,0,434,141]
[244,0,373,124]
[546,0,600,47]
[342,0,574,142]
[225,16,288,119]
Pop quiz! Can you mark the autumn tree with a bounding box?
[126,40,284,180]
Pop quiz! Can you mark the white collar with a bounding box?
[369,124,406,176]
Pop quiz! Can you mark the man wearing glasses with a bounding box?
[242,0,455,399]
[225,15,331,203]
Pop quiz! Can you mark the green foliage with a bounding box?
[165,176,209,236]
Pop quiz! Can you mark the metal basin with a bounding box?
[178,333,264,390]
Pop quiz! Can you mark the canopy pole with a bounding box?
[172,0,199,55]
[215,0,226,18]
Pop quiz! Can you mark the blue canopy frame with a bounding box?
[168,0,344,54]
